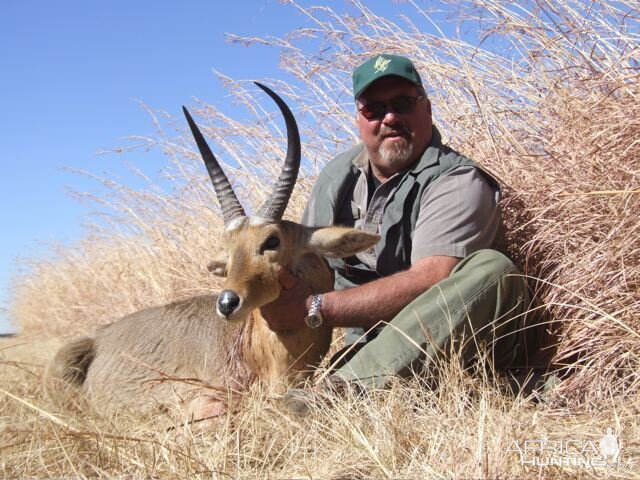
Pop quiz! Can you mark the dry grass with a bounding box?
[3,0,639,477]
[2,337,639,478]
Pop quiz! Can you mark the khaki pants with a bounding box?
[334,249,540,389]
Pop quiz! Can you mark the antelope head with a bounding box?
[184,83,379,322]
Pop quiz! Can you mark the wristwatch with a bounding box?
[304,294,324,328]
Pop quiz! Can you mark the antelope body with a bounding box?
[47,84,379,419]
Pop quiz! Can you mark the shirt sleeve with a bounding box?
[410,166,500,262]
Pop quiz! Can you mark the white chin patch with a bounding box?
[216,303,244,321]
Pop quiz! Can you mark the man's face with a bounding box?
[356,76,432,179]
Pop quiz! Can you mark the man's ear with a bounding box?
[207,250,229,277]
[308,226,380,258]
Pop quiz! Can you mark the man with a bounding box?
[261,54,538,412]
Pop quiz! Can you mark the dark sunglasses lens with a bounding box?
[390,96,417,114]
[360,102,386,120]
[360,96,419,119]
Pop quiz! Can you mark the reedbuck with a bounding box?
[47,83,379,420]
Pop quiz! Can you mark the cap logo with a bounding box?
[373,56,391,74]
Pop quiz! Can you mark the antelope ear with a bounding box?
[207,251,229,277]
[308,226,380,258]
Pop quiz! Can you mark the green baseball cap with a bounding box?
[352,54,423,98]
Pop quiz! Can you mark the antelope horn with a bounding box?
[183,106,246,226]
[253,82,301,222]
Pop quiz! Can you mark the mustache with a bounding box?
[380,125,412,137]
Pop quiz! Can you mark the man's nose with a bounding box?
[382,109,403,125]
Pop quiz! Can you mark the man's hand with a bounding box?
[260,267,312,331]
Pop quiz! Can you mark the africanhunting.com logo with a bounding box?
[506,428,621,468]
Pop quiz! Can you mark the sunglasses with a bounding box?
[358,95,424,120]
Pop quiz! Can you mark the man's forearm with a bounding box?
[320,256,460,329]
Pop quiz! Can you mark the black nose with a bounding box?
[218,290,241,318]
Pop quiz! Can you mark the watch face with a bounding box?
[305,314,322,328]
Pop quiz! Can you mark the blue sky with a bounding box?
[1,1,437,333]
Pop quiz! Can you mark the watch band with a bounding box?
[304,294,324,328]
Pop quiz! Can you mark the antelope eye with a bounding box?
[260,235,280,253]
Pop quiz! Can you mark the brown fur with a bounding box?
[47,221,378,420]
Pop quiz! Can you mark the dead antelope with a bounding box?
[46,83,379,420]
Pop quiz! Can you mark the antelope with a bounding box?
[47,83,379,420]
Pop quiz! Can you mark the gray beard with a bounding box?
[379,137,413,165]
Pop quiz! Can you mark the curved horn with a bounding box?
[253,82,301,222]
[183,106,246,226]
